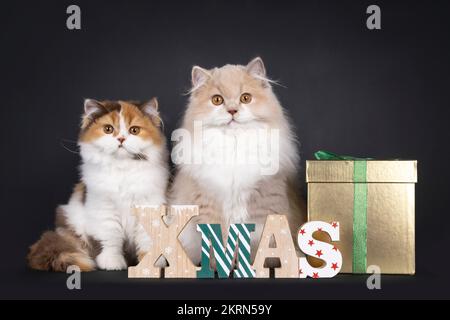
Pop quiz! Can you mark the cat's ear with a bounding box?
[191,66,211,91]
[246,57,267,79]
[84,99,104,117]
[140,97,162,127]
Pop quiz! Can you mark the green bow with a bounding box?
[314,150,370,273]
[314,150,372,161]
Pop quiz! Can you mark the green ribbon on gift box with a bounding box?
[314,150,371,274]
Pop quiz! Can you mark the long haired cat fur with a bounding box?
[28,98,169,271]
[171,57,306,265]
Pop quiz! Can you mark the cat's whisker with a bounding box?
[122,145,148,160]
[270,79,286,88]
[60,141,80,154]
[154,115,165,132]
[60,138,79,144]
[253,74,286,88]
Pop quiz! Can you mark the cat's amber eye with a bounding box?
[240,93,252,104]
[103,125,114,134]
[129,126,141,135]
[211,94,224,106]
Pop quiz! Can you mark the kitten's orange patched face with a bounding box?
[79,99,163,160]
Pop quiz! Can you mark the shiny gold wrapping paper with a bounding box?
[306,160,417,274]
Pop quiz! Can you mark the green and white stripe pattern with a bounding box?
[196,223,256,278]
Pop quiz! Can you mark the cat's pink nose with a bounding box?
[117,137,125,144]
[228,109,237,115]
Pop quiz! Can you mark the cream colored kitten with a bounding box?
[171,57,306,265]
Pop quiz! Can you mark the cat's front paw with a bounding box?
[96,251,127,270]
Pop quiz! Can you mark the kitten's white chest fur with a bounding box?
[186,127,272,222]
[81,157,166,229]
[63,145,168,270]
[83,159,166,205]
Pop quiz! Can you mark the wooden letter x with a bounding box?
[128,205,198,278]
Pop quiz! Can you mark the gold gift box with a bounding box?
[306,160,417,274]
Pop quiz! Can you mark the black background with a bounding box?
[1,0,449,299]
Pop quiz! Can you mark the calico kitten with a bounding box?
[171,57,306,265]
[28,98,169,271]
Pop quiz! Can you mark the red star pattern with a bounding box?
[331,222,338,228]
[332,245,338,251]
[299,229,305,235]
[331,263,339,271]
[313,272,319,279]
[315,250,323,257]
[317,227,323,232]
[308,240,314,246]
